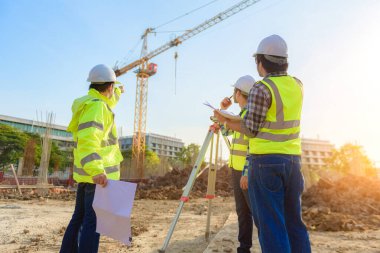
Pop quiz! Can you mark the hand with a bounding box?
[240,176,248,190]
[209,123,220,133]
[119,85,125,94]
[220,97,232,110]
[92,173,108,187]
[213,110,228,124]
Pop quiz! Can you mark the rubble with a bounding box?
[135,166,233,200]
[302,175,380,231]
[0,188,76,201]
[2,169,380,234]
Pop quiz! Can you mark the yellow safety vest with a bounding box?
[229,109,249,171]
[249,76,303,155]
[67,87,123,183]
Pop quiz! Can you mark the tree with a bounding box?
[0,124,28,169]
[0,124,72,174]
[22,134,40,176]
[49,142,71,173]
[325,143,377,177]
[121,147,160,176]
[174,143,202,168]
[144,149,160,176]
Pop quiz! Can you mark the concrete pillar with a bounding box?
[17,157,24,176]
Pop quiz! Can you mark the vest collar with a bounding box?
[265,72,288,78]
[239,106,247,116]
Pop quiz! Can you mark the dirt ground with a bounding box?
[1,198,379,253]
[0,197,232,253]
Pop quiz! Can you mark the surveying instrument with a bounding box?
[158,116,232,253]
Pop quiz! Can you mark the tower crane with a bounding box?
[114,0,261,179]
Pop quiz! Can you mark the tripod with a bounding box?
[158,128,231,253]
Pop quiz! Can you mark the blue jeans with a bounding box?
[60,183,100,253]
[232,169,254,253]
[247,154,311,253]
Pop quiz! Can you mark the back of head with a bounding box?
[254,34,289,73]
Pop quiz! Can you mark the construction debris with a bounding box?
[0,188,76,201]
[302,175,380,231]
[2,167,380,233]
[135,166,233,200]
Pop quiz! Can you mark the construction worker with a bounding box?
[214,35,311,253]
[210,75,256,253]
[60,64,124,253]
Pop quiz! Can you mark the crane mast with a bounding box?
[115,0,261,179]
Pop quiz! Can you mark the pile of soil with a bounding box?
[0,188,76,201]
[135,166,233,200]
[302,175,380,231]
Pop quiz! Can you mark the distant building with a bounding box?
[301,138,334,170]
[119,133,184,158]
[0,114,73,150]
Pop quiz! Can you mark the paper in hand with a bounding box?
[93,180,137,246]
[203,101,217,110]
[219,110,242,121]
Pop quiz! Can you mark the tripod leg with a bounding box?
[205,132,220,241]
[158,131,214,253]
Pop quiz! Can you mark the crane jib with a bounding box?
[113,0,260,77]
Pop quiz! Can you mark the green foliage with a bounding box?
[0,124,72,172]
[49,142,71,173]
[121,148,132,160]
[0,124,28,168]
[325,143,376,177]
[122,147,160,172]
[144,149,160,173]
[24,133,41,166]
[174,143,202,168]
[168,156,183,169]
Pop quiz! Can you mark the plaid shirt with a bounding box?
[240,72,288,138]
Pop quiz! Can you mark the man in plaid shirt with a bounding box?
[214,35,311,253]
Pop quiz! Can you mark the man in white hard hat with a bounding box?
[214,35,311,253]
[60,64,124,253]
[210,75,256,253]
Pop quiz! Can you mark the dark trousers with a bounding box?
[247,154,311,253]
[232,168,254,253]
[60,183,100,253]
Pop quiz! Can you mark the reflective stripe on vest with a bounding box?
[230,149,248,157]
[74,165,120,176]
[256,132,300,142]
[249,76,302,155]
[101,131,118,147]
[80,153,101,167]
[232,134,249,145]
[78,121,104,131]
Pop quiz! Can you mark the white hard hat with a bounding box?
[253,34,288,58]
[87,64,120,84]
[232,75,256,95]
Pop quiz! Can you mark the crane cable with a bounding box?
[153,0,220,30]
[117,0,220,68]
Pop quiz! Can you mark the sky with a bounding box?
[0,0,379,164]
